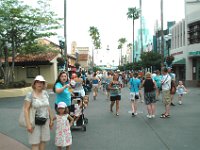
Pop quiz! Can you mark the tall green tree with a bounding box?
[140,51,162,70]
[127,7,140,63]
[0,0,62,85]
[118,38,127,65]
[89,26,101,69]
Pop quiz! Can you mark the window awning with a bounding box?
[173,58,185,65]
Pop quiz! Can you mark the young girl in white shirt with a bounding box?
[176,81,188,105]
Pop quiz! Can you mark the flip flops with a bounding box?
[160,114,170,118]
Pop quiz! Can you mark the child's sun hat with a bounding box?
[58,102,67,108]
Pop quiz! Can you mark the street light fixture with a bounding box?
[106,45,110,51]
[165,33,172,57]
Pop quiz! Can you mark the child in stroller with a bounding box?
[71,92,88,131]
[73,99,82,126]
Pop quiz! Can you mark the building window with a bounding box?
[188,21,200,45]
[27,67,40,78]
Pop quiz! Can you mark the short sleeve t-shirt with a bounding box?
[161,74,171,91]
[55,82,71,106]
[25,91,49,118]
[154,75,162,88]
[169,73,176,81]
[129,78,141,93]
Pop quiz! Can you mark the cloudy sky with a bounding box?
[23,0,185,65]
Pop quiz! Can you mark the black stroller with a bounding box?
[83,78,92,95]
[70,92,88,131]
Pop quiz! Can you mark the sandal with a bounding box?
[165,114,170,118]
[160,114,170,118]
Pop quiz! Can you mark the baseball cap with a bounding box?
[34,75,46,82]
[57,102,67,108]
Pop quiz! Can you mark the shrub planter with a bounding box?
[0,87,32,98]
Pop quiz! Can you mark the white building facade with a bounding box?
[170,0,200,86]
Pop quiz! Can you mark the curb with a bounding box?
[0,133,30,150]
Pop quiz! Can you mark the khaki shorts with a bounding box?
[92,84,98,92]
[162,90,171,105]
[28,119,50,145]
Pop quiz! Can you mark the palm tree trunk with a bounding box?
[140,0,143,53]
[119,49,120,66]
[92,48,94,68]
[161,0,164,67]
[121,48,122,65]
[133,19,135,63]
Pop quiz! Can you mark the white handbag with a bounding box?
[19,105,36,128]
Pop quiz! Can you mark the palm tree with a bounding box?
[127,7,140,63]
[127,43,132,63]
[89,26,101,69]
[118,38,127,65]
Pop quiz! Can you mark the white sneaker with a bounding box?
[147,115,152,119]
[134,112,138,116]
[74,121,77,126]
[151,115,155,118]
[179,101,182,105]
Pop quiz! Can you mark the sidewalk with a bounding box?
[0,133,30,150]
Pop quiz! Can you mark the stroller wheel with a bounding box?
[82,125,86,131]
[84,118,88,124]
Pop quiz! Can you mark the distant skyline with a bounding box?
[23,0,185,65]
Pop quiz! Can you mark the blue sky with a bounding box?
[23,0,185,65]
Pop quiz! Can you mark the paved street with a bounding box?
[0,87,200,150]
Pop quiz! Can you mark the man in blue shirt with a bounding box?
[129,72,141,116]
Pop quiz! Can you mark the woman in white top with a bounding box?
[24,75,53,150]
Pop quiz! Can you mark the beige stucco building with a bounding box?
[70,41,92,70]
[0,39,76,88]
[170,0,200,86]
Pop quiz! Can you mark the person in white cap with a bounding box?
[24,75,54,150]
[54,102,74,150]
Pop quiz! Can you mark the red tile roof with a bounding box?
[15,52,58,62]
[0,52,58,63]
[78,54,89,61]
[0,52,76,63]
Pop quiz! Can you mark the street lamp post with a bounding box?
[160,0,164,67]
[164,33,172,57]
[64,0,68,73]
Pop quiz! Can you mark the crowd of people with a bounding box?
[22,67,188,150]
